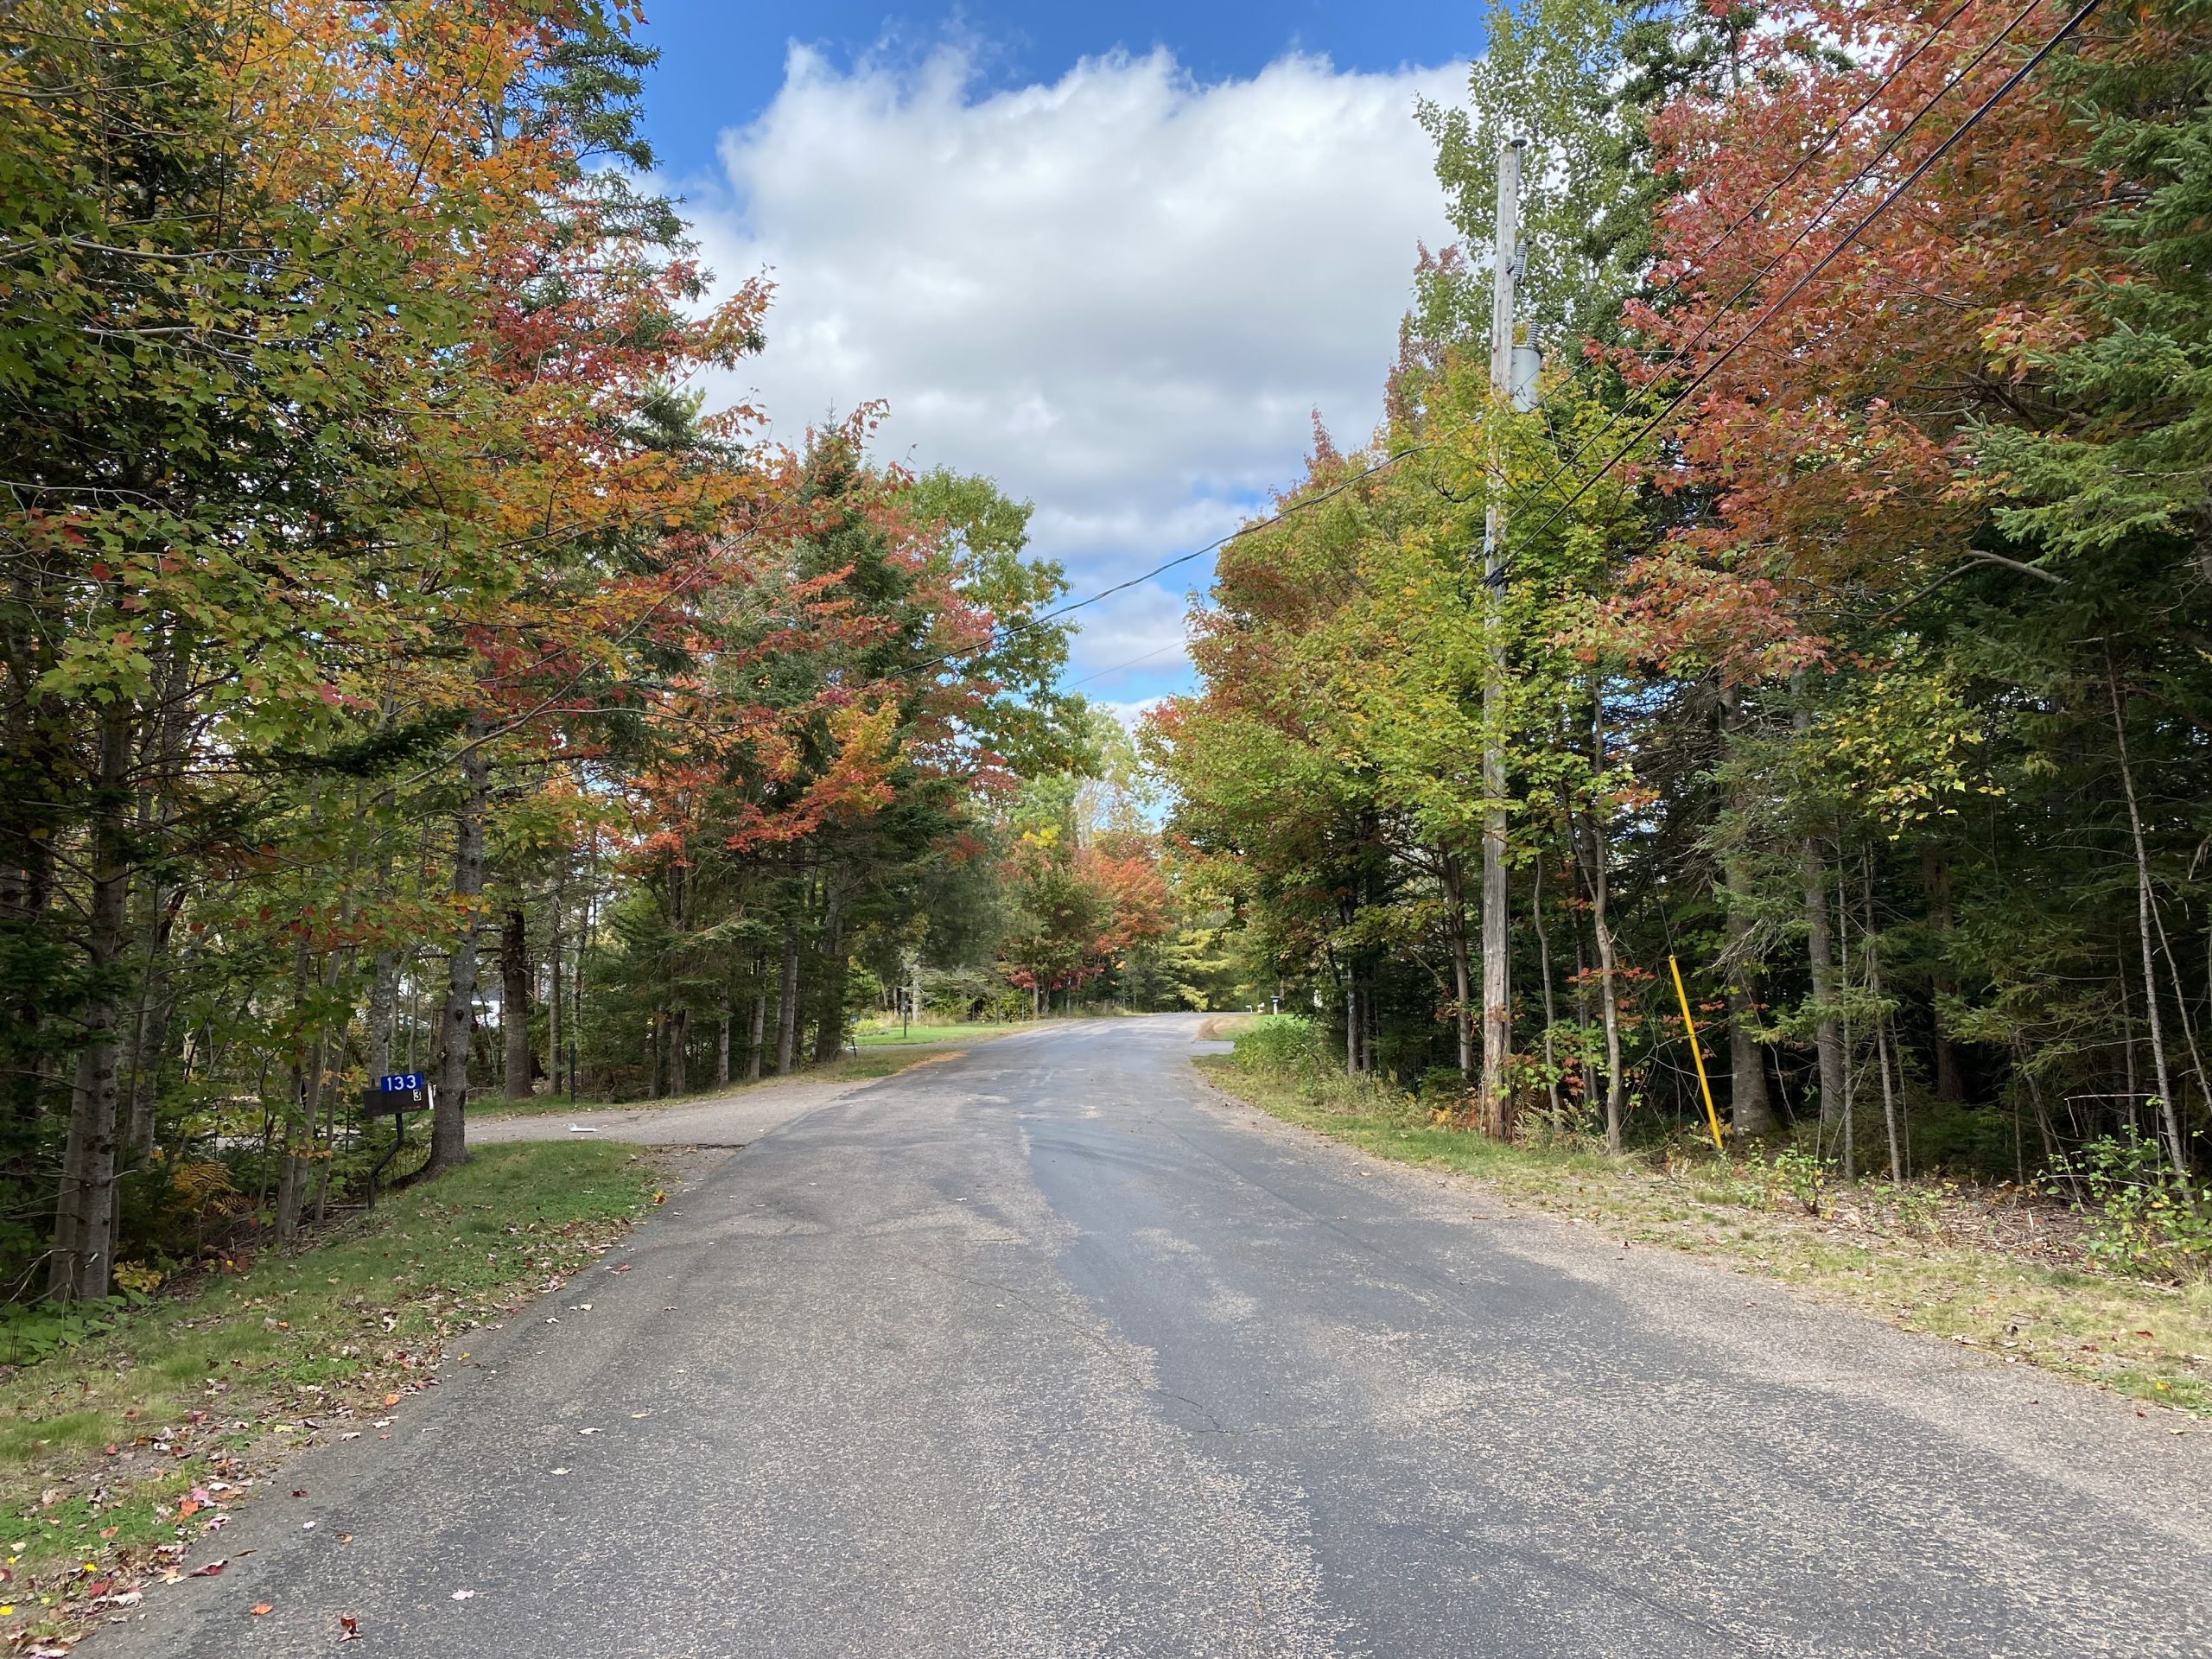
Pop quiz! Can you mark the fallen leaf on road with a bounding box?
[291,1490,308,1498]
[189,1560,226,1577]
[176,1499,201,1518]
[629,1411,652,1420]
[551,1468,569,1477]
[577,1427,599,1435]
[452,1588,476,1601]
[339,1615,360,1642]
[251,1603,273,1616]
[382,1394,401,1408]
[337,1535,353,1545]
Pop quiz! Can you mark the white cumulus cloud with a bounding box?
[683,42,1465,694]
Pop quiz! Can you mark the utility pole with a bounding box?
[1479,138,1525,1138]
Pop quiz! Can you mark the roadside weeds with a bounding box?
[1197,1056,2212,1422]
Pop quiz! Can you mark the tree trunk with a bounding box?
[49,696,132,1301]
[501,906,531,1099]
[1864,851,1904,1181]
[1532,855,1560,1119]
[275,1018,326,1246]
[1579,771,1626,1159]
[715,997,732,1088]
[1791,684,1849,1130]
[2108,662,2187,1177]
[775,925,800,1075]
[0,807,56,1131]
[813,876,847,1063]
[1836,860,1857,1181]
[1441,850,1474,1079]
[427,732,490,1177]
[1479,768,1510,1135]
[747,957,767,1082]
[117,878,182,1230]
[668,1006,689,1096]
[545,854,566,1090]
[1803,836,1847,1128]
[1574,694,1630,1154]
[1718,683,1775,1136]
[1921,846,1965,1102]
[366,948,399,1082]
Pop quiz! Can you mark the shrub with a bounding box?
[1764,1146,1833,1217]
[2051,1135,2212,1280]
[1230,1014,1325,1074]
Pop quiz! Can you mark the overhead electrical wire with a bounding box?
[1507,0,2103,561]
[1509,0,2048,521]
[922,0,2090,682]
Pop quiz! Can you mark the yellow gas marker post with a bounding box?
[1669,953,1727,1154]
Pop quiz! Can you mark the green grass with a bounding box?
[1199,1054,2212,1419]
[0,1142,663,1633]
[853,1020,1022,1047]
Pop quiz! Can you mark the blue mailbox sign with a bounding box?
[364,1074,434,1205]
[373,1073,430,1109]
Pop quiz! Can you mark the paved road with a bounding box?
[111,1016,2212,1656]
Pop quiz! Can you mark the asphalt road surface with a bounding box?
[111,1015,2212,1657]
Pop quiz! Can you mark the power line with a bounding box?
[939,0,2088,682]
[1065,639,1187,690]
[1510,0,2101,558]
[922,431,1452,680]
[1516,0,2044,510]
[1516,0,1990,423]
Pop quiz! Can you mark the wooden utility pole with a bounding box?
[1479,138,1524,1136]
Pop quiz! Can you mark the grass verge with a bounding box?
[1198,1054,2212,1421]
[0,1141,665,1645]
[853,1021,1022,1048]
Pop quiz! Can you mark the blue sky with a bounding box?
[636,4,1484,179]
[632,3,1478,714]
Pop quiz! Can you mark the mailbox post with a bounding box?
[365,1071,435,1205]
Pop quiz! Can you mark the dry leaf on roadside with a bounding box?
[250,1603,273,1616]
